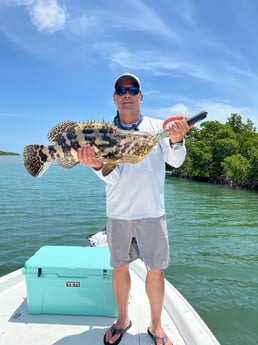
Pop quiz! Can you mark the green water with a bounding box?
[0,156,257,344]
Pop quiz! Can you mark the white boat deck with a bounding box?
[0,260,220,345]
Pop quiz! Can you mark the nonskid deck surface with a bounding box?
[0,264,186,345]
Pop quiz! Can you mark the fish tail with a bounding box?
[23,144,56,177]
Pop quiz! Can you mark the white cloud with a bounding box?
[68,1,180,41]
[92,41,218,84]
[28,0,68,33]
[144,99,257,129]
[0,0,68,33]
[143,103,190,122]
[124,0,180,40]
[195,100,257,127]
[69,13,99,36]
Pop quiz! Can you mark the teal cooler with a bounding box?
[23,246,117,317]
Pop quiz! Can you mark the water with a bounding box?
[164,178,258,345]
[1,156,257,345]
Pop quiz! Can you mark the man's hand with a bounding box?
[77,144,103,170]
[169,120,190,144]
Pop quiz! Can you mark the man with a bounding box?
[78,73,190,345]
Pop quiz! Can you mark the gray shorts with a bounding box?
[106,215,170,269]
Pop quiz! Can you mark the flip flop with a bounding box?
[104,320,132,345]
[148,328,169,345]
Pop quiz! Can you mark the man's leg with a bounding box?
[146,268,173,345]
[104,263,131,344]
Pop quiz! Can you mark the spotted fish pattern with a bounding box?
[23,120,169,178]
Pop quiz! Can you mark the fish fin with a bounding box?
[102,163,117,176]
[23,144,55,177]
[48,121,77,143]
[56,156,79,169]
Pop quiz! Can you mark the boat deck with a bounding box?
[1,259,220,345]
[0,262,185,345]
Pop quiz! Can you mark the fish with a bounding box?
[23,120,169,178]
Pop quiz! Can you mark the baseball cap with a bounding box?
[114,73,141,90]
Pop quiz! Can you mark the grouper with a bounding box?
[23,112,207,178]
[23,120,163,178]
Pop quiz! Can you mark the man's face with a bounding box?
[113,79,143,115]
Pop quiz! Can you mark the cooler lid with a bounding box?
[23,246,112,274]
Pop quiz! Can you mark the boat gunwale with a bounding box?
[130,260,220,345]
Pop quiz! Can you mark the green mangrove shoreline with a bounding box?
[0,151,20,156]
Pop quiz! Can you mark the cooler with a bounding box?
[23,245,118,317]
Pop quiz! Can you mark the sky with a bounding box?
[0,0,257,153]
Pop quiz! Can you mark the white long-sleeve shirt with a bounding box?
[94,116,186,220]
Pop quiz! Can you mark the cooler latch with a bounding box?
[102,269,108,280]
[38,268,42,277]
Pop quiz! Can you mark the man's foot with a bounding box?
[104,321,132,345]
[148,327,173,345]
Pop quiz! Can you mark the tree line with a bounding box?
[0,151,19,156]
[167,113,258,191]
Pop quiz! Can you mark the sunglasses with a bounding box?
[115,86,140,96]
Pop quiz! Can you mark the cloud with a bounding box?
[92,41,218,83]
[28,0,68,33]
[67,0,180,41]
[195,100,257,126]
[144,103,190,121]
[123,0,180,40]
[69,13,99,36]
[144,99,257,129]
[0,0,68,33]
